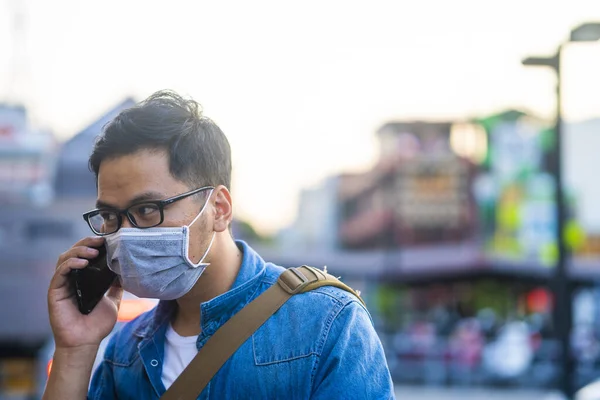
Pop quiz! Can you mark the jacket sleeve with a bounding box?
[310,300,396,400]
[87,336,118,400]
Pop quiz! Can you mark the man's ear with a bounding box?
[212,185,233,233]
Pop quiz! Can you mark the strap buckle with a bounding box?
[277,267,311,294]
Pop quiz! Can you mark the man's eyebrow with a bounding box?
[95,191,167,209]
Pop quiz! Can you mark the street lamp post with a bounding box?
[522,22,600,399]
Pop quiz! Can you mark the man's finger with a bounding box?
[49,258,88,290]
[57,246,101,270]
[74,236,105,247]
[56,237,104,266]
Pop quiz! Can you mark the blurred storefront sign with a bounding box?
[394,155,473,244]
[473,112,600,272]
[473,111,561,267]
[339,121,476,249]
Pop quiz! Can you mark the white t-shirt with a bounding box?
[161,324,199,390]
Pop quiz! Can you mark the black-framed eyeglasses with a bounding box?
[83,186,214,236]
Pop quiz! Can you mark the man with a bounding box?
[44,90,395,399]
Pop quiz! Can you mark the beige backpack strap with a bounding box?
[289,265,366,307]
[160,266,364,400]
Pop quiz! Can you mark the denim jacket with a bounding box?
[88,241,395,399]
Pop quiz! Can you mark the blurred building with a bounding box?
[262,110,600,390]
[55,98,136,198]
[339,121,477,250]
[0,103,61,396]
[565,118,600,258]
[277,176,341,251]
[0,104,58,208]
[0,98,137,386]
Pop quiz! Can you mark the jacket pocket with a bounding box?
[252,333,317,365]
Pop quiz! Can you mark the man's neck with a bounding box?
[171,235,243,337]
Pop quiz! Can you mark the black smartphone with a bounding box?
[69,245,117,315]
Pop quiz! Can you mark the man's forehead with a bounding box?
[95,190,169,209]
[96,152,181,208]
[98,150,172,182]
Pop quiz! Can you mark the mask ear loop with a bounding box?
[185,188,216,268]
[187,231,215,268]
[188,188,215,228]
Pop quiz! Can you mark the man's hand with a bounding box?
[43,236,123,400]
[48,236,122,349]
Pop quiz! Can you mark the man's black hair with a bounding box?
[89,90,232,191]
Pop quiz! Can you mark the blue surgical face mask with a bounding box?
[105,190,215,300]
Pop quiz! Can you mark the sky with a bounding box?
[1,0,600,234]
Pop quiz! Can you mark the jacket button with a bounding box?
[150,359,159,367]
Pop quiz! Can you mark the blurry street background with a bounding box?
[2,1,600,399]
